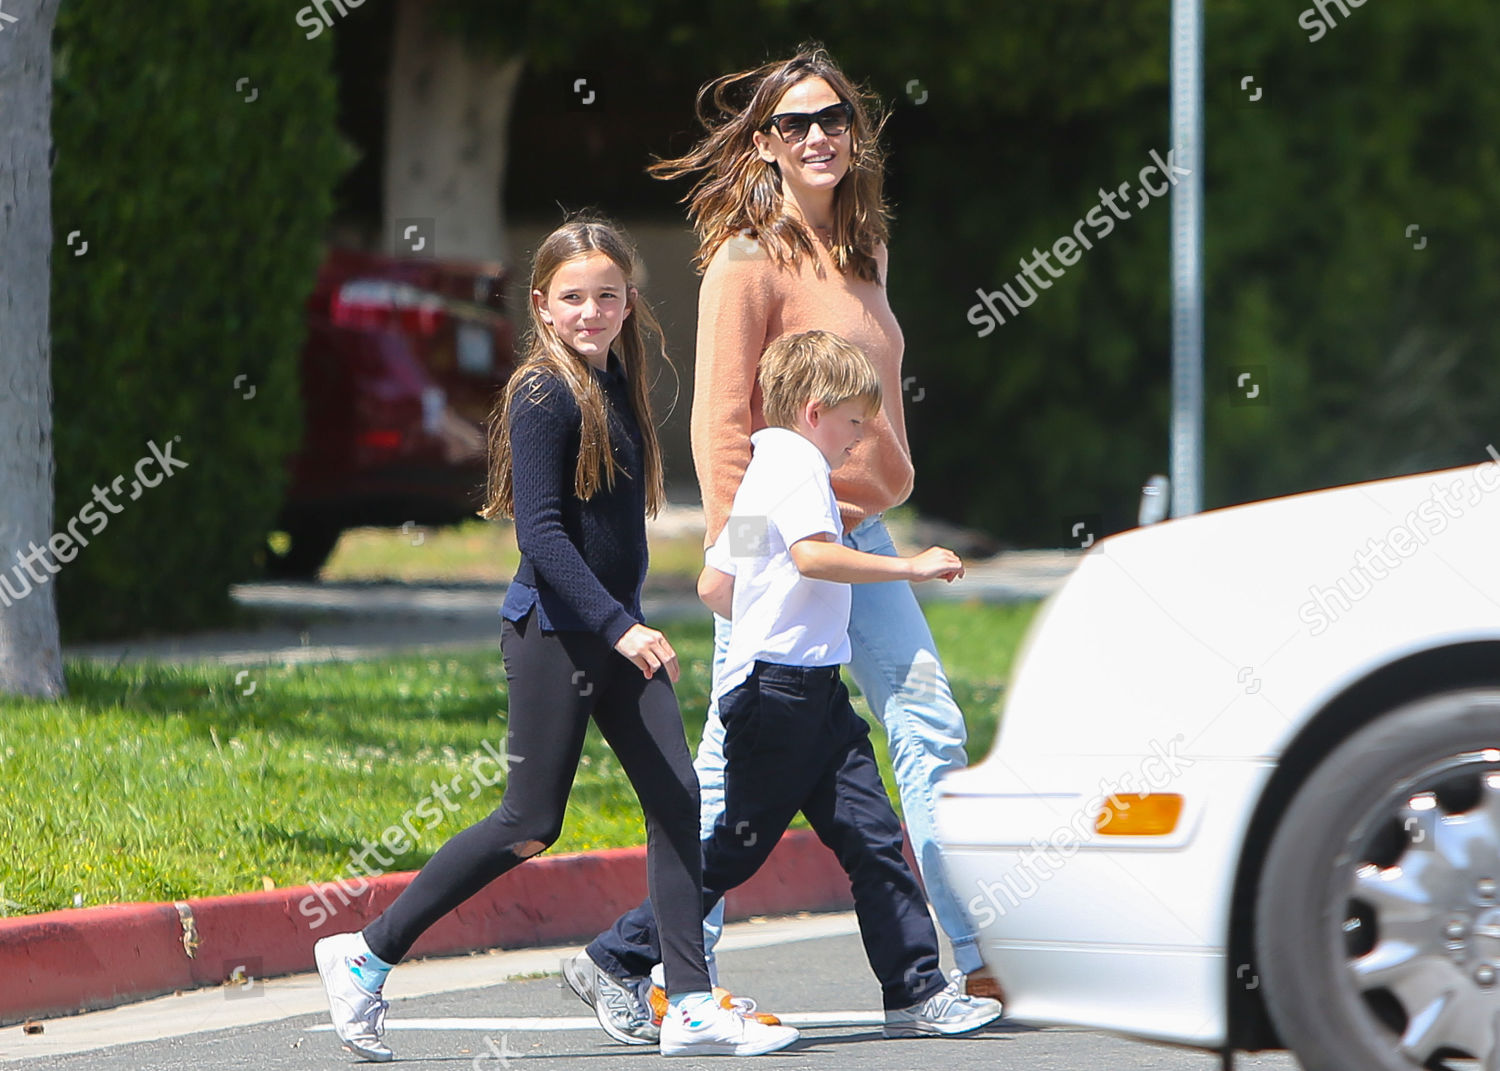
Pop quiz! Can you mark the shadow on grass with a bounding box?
[260,823,442,877]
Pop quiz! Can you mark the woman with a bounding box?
[584,46,1002,1018]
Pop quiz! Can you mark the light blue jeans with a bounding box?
[694,514,983,977]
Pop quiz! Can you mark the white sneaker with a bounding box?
[883,970,1003,1038]
[314,933,393,1062]
[659,994,800,1057]
[561,950,658,1045]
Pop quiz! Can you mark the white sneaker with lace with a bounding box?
[883,970,1003,1038]
[314,933,394,1062]
[659,994,800,1057]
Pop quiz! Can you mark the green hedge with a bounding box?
[879,0,1500,542]
[49,0,353,639]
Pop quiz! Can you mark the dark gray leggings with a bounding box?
[362,608,712,995]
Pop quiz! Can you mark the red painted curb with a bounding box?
[0,829,860,1026]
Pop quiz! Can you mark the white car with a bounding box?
[936,455,1500,1071]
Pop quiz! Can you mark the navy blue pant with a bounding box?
[588,661,946,1010]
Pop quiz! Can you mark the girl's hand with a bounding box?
[614,623,681,682]
[907,546,965,583]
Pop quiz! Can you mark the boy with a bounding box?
[565,330,1002,1046]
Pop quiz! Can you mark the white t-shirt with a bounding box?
[706,427,852,702]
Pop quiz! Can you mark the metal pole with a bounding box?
[1169,0,1205,517]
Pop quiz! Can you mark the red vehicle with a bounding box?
[265,249,518,578]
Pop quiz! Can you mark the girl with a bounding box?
[583,47,1004,1018]
[314,219,798,1061]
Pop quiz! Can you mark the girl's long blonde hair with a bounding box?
[649,45,890,283]
[481,218,668,521]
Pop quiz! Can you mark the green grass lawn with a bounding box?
[0,600,1037,916]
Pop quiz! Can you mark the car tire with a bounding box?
[1255,688,1500,1071]
[264,519,342,580]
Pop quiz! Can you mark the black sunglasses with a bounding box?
[761,102,854,144]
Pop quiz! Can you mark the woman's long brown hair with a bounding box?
[480,218,668,521]
[650,46,890,283]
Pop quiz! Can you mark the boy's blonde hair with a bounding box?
[758,329,882,430]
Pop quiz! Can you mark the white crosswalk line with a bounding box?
[308,1010,888,1033]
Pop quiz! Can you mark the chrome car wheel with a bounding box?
[1344,752,1500,1067]
[1257,689,1500,1071]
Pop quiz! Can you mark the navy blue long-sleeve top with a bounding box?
[500,352,648,646]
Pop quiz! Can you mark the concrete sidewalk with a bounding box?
[64,551,1078,667]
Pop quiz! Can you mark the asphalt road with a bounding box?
[0,912,1302,1071]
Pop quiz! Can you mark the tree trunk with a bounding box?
[384,0,523,266]
[0,0,64,699]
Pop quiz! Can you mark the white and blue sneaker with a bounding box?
[561,950,658,1045]
[659,993,800,1057]
[883,970,1003,1038]
[314,933,394,1062]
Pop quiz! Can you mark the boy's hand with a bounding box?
[614,624,681,682]
[907,546,965,583]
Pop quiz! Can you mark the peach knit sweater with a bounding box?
[691,237,914,545]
